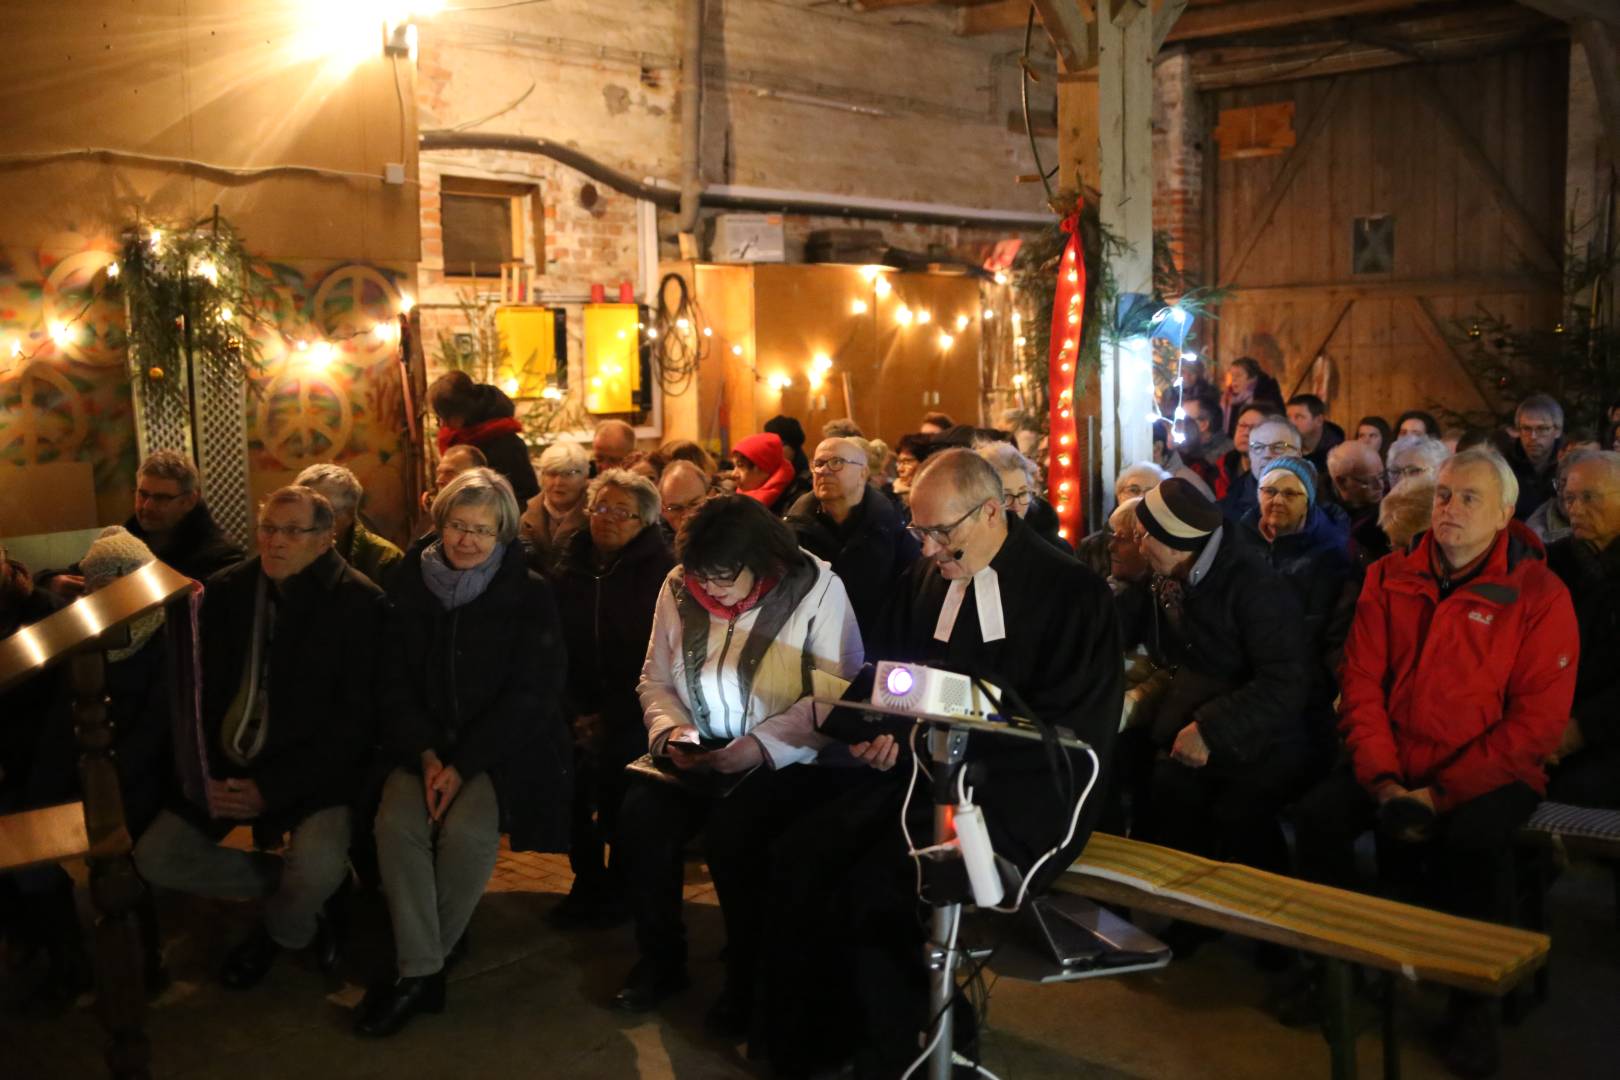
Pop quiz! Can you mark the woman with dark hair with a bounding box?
[1394,409,1442,440]
[1221,357,1283,437]
[358,468,571,1036]
[1354,416,1393,456]
[611,495,864,1037]
[892,432,935,512]
[1601,400,1620,450]
[428,370,540,507]
[658,438,716,477]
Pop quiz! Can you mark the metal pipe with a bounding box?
[678,0,706,235]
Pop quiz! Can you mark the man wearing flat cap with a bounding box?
[1127,478,1312,877]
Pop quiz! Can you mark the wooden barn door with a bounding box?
[1207,46,1568,430]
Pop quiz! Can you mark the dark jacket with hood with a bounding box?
[1141,526,1309,766]
[193,549,386,832]
[1023,496,1075,555]
[551,524,674,763]
[1547,535,1620,754]
[437,384,540,508]
[380,538,572,852]
[1501,435,1561,521]
[1240,505,1355,723]
[785,485,920,638]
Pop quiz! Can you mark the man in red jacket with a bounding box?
[1292,447,1578,1076]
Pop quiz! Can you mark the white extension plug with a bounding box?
[953,801,1004,907]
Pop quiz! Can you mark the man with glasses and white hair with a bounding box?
[1293,447,1578,1074]
[1503,393,1565,519]
[1545,450,1620,808]
[1385,432,1451,489]
[296,462,403,589]
[786,437,918,638]
[134,486,386,992]
[42,449,244,597]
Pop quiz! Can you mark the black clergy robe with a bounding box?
[873,512,1123,884]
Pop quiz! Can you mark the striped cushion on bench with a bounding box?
[1522,802,1620,844]
[1061,832,1548,994]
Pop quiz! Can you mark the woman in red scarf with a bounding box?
[729,432,808,516]
[429,371,541,508]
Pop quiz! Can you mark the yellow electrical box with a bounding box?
[582,303,641,414]
[493,306,560,399]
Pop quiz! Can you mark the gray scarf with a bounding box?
[420,541,505,610]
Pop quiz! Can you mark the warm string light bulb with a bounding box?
[851,299,868,315]
[916,309,932,325]
[398,293,415,314]
[937,332,954,350]
[955,314,969,332]
[895,306,913,327]
[731,344,743,356]
[874,277,892,298]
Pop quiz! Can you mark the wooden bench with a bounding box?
[1054,832,1551,1080]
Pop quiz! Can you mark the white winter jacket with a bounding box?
[638,550,864,768]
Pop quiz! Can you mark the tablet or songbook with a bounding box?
[813,664,919,745]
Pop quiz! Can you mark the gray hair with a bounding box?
[1442,447,1519,512]
[822,418,864,439]
[1516,393,1564,429]
[1117,461,1171,491]
[914,447,1004,514]
[260,486,334,534]
[1326,440,1381,474]
[538,441,589,475]
[432,467,520,544]
[1386,433,1450,474]
[1557,447,1606,487]
[593,418,636,447]
[588,468,661,527]
[441,444,487,470]
[1251,416,1302,448]
[295,463,363,515]
[660,458,709,495]
[975,440,1038,489]
[138,449,199,495]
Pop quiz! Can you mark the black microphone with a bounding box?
[951,549,965,561]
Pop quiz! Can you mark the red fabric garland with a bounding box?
[1046,203,1086,542]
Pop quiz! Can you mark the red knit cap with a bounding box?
[732,432,785,474]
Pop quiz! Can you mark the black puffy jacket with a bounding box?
[380,539,572,852]
[785,485,919,639]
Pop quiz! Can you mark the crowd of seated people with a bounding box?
[5,383,1620,1080]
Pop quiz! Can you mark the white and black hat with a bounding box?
[1135,477,1222,552]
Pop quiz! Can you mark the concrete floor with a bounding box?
[4,846,1616,1079]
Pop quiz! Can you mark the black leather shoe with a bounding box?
[221,926,281,990]
[611,961,690,1012]
[355,973,447,1038]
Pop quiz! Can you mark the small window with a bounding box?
[439,176,541,279]
[1352,215,1395,275]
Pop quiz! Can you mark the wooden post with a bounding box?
[1097,0,1156,487]
[69,644,151,1080]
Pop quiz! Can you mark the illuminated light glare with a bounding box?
[885,666,915,696]
[1059,434,1072,446]
[1061,362,1071,372]
[1011,313,1022,329]
[1060,409,1071,420]
[993,271,1008,285]
[9,340,21,358]
[1173,406,1186,420]
[295,339,310,351]
[937,332,954,350]
[812,353,833,373]
[502,377,520,395]
[1173,377,1184,388]
[399,293,415,314]
[1067,313,1079,325]
[194,259,219,285]
[851,299,869,315]
[306,341,336,371]
[769,373,792,392]
[860,265,883,282]
[105,261,120,279]
[48,320,72,347]
[1059,481,1071,493]
[1015,336,1027,347]
[17,627,47,668]
[148,228,163,250]
[955,314,969,332]
[916,309,932,325]
[982,309,994,320]
[676,317,690,331]
[894,306,913,326]
[874,277,892,298]
[590,377,603,388]
[702,327,713,337]
[1058,527,1070,540]
[1067,272,1078,284]
[1172,307,1189,323]
[1011,373,1026,387]
[1064,339,1075,351]
[220,306,234,322]
[1058,455,1071,467]
[541,386,562,401]
[617,330,627,340]
[647,328,659,339]
[1172,431,1186,445]
[731,344,743,356]
[1181,352,1198,364]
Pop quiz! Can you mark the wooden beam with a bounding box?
[1517,0,1620,27]
[1154,0,1189,53]
[1575,19,1620,169]
[959,0,1035,35]
[1165,0,1444,43]
[1410,67,1562,274]
[1218,78,1346,288]
[1288,298,1354,399]
[1031,0,1095,71]
[1223,274,1560,305]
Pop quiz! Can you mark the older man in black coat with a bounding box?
[762,449,1122,1078]
[785,437,919,639]
[133,487,385,991]
[1132,479,1310,876]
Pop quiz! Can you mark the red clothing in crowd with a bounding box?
[1338,527,1579,812]
[732,432,798,509]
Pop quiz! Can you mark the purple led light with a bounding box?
[886,666,915,696]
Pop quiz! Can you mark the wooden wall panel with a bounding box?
[1211,44,1568,428]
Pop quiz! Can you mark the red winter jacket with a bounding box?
[1338,527,1578,812]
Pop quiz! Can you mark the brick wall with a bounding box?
[1153,50,1205,288]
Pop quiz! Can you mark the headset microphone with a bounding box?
[951,549,965,561]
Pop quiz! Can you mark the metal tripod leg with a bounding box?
[925,726,970,1080]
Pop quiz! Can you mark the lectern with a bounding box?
[0,560,194,1080]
